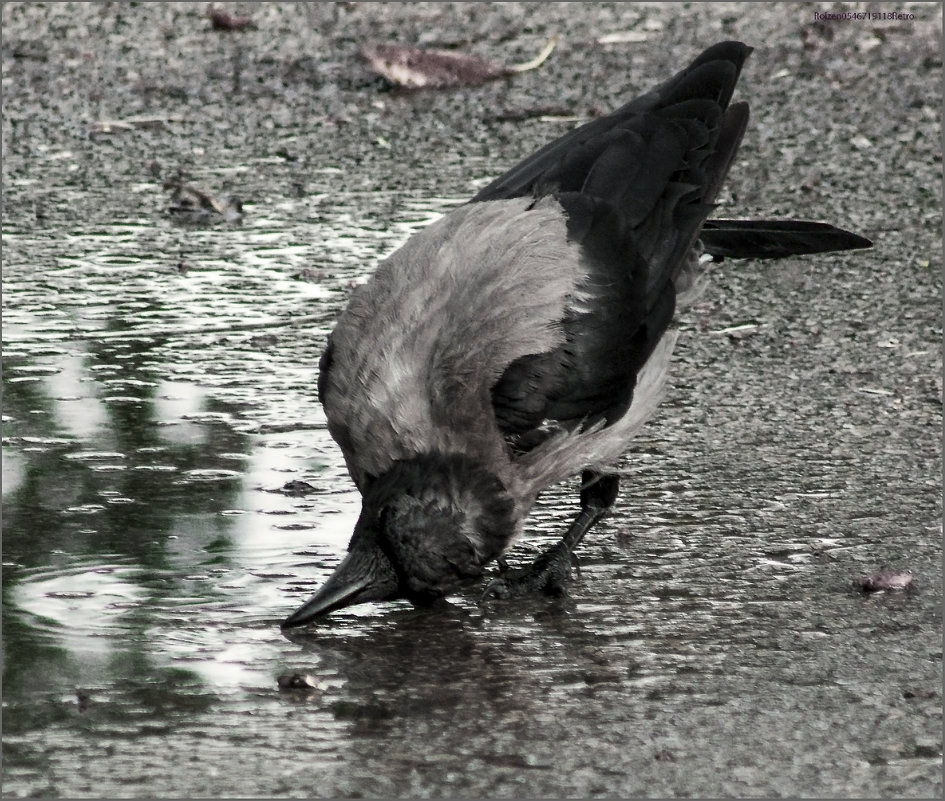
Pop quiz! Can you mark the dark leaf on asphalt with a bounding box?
[361,37,557,89]
[207,4,255,31]
[854,568,914,592]
[162,172,244,224]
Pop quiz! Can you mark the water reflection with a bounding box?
[3,321,251,698]
[1,190,462,760]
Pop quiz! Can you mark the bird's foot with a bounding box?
[480,543,578,601]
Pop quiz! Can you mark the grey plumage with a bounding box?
[282,41,871,627]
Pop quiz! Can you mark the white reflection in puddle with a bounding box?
[12,561,148,654]
[2,190,474,698]
[2,448,27,497]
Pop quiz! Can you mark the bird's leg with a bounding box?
[481,470,619,600]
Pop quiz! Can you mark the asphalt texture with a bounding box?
[2,2,942,798]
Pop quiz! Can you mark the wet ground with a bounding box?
[2,2,942,798]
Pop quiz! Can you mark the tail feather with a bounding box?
[700,219,872,260]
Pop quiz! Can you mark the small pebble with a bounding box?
[280,480,316,496]
[277,672,321,692]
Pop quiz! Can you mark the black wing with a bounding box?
[485,41,754,445]
[473,41,751,206]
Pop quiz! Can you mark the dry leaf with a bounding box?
[362,37,557,89]
[207,4,254,31]
[163,174,243,223]
[854,568,914,592]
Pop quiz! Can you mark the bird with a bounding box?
[281,40,871,627]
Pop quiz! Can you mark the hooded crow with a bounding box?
[282,40,871,627]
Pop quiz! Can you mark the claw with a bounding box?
[479,576,513,602]
[478,543,574,603]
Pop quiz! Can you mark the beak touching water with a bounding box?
[281,541,399,628]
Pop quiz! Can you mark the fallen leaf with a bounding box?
[207,4,254,31]
[163,175,244,224]
[854,568,914,592]
[362,36,557,89]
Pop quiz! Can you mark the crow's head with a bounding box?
[282,454,515,626]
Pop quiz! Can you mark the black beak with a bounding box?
[281,543,398,628]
